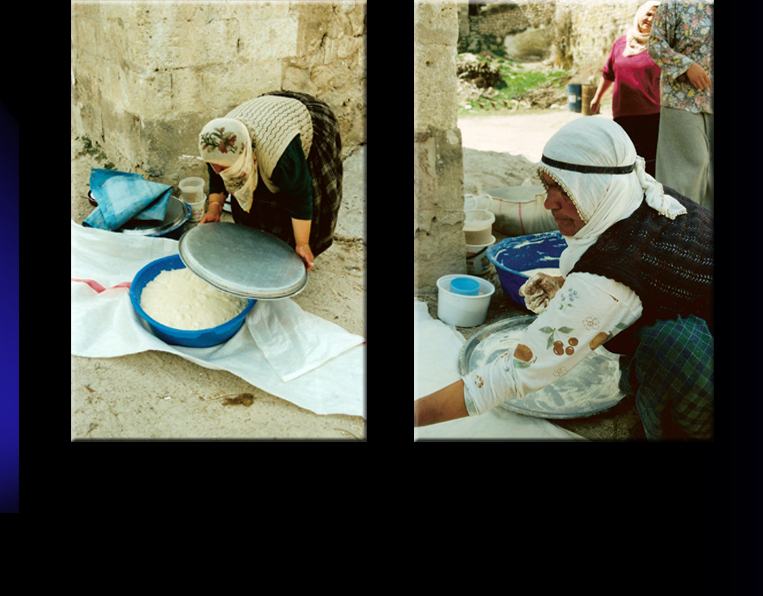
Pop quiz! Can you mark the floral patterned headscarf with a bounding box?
[199,118,258,213]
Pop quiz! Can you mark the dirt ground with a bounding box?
[71,129,366,440]
[419,99,648,441]
[459,100,613,163]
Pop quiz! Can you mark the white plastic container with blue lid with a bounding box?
[437,274,495,327]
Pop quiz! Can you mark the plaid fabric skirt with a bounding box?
[619,315,714,440]
[231,90,343,258]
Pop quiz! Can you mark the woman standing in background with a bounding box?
[589,1,661,177]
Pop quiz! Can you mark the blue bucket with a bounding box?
[486,231,568,308]
[129,254,256,347]
[567,84,582,112]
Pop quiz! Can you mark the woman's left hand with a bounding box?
[296,243,315,272]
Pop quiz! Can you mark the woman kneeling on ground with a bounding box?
[198,90,343,272]
[413,117,713,441]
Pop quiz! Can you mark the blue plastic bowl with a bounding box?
[129,254,256,347]
[486,231,568,309]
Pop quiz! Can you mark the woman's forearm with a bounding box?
[209,192,226,208]
[291,217,311,246]
[414,380,469,428]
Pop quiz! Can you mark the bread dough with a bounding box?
[140,268,248,330]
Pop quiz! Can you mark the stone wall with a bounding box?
[71,1,365,192]
[552,0,639,69]
[414,1,466,296]
[467,1,556,37]
[457,0,639,68]
[458,0,556,59]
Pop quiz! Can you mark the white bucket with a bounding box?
[485,186,557,236]
[179,177,205,196]
[466,235,496,276]
[437,274,495,328]
[463,210,495,245]
[184,193,207,222]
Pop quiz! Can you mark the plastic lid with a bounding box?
[450,277,480,296]
[178,222,308,300]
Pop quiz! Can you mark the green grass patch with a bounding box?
[458,56,570,115]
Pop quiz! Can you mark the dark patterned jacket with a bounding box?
[570,188,713,356]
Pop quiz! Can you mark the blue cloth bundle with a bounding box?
[83,169,172,231]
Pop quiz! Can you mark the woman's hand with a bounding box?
[681,62,712,91]
[519,272,565,314]
[291,218,314,271]
[199,203,222,224]
[296,243,314,272]
[588,78,612,115]
[199,193,226,224]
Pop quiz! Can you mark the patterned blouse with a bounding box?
[461,273,643,417]
[647,1,713,114]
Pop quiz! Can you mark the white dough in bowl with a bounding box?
[140,268,248,330]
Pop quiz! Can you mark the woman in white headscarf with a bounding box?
[198,91,343,272]
[414,118,714,440]
[589,1,661,176]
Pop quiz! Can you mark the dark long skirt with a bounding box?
[231,90,343,258]
[614,112,660,178]
[619,314,714,440]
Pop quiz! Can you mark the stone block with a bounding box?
[414,128,466,295]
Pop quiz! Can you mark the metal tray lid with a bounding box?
[178,222,308,300]
[117,196,190,236]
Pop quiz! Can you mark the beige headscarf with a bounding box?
[623,1,660,57]
[537,117,686,277]
[199,118,258,213]
[199,95,313,213]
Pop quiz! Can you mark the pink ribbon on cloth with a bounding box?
[71,278,131,294]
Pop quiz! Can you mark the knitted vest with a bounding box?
[225,95,313,194]
[570,188,713,356]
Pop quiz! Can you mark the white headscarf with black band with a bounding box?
[537,117,686,277]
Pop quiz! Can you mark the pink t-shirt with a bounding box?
[602,35,661,118]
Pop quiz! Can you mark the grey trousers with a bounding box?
[655,106,713,211]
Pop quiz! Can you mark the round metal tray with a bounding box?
[458,316,626,419]
[116,195,190,236]
[178,222,308,300]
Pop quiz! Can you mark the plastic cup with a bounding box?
[450,277,480,296]
[466,235,496,276]
[179,177,205,194]
[185,193,207,223]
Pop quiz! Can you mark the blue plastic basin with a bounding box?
[129,254,256,347]
[486,231,567,309]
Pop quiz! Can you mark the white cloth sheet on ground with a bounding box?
[71,221,365,418]
[414,299,584,440]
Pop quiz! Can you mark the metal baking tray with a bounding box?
[116,196,190,237]
[178,222,308,300]
[458,316,626,419]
